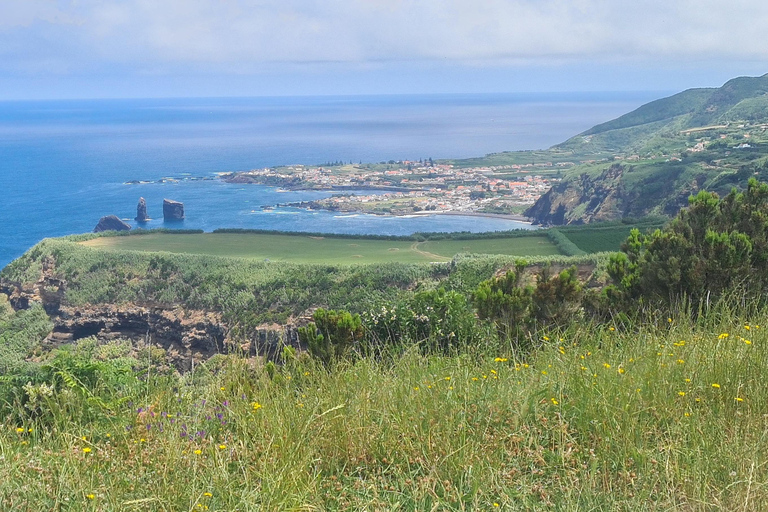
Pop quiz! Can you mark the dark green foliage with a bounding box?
[299,309,364,365]
[606,178,768,310]
[474,261,583,345]
[546,229,586,256]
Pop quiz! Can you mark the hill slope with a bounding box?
[526,73,768,225]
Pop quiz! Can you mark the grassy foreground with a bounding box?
[2,315,767,510]
[79,232,560,263]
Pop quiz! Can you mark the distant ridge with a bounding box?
[526,73,768,225]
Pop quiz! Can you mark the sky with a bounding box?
[1,0,767,100]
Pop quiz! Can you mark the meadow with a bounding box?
[1,308,766,510]
[79,232,561,264]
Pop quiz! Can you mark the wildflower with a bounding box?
[743,339,752,345]
[82,447,92,454]
[203,492,213,498]
[718,333,729,339]
[444,376,451,381]
[684,412,691,417]
[609,326,615,332]
[618,367,625,374]
[304,371,311,376]
[471,378,478,382]
[685,378,691,383]
[252,402,262,411]
[603,363,611,369]
[744,325,750,331]
[494,357,508,362]
[15,427,24,433]
[494,503,500,508]
[668,317,673,324]
[678,391,686,397]
[194,449,202,455]
[550,398,558,405]
[712,383,721,389]
[414,386,419,390]
[220,387,225,391]
[218,444,227,450]
[86,494,95,500]
[735,397,744,402]
[541,370,547,375]
[542,336,550,341]
[677,359,685,365]
[490,369,497,375]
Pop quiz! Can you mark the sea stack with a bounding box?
[135,197,149,222]
[94,215,131,233]
[163,199,185,221]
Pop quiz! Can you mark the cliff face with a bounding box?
[525,163,707,225]
[525,164,627,225]
[0,259,305,371]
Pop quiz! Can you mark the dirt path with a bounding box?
[410,241,451,262]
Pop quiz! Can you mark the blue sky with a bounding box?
[1,0,767,99]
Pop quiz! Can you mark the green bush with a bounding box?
[299,309,364,365]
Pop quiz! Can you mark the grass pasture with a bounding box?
[79,232,561,264]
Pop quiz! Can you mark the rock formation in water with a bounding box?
[94,215,131,233]
[135,197,149,222]
[163,199,185,221]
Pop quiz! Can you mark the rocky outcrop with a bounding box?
[94,215,131,233]
[163,199,184,221]
[135,197,149,222]
[45,304,229,371]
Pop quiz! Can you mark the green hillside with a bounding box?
[526,73,768,225]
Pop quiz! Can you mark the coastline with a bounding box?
[407,210,532,223]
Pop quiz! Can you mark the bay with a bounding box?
[0,92,657,268]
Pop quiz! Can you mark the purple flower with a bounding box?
[223,401,230,407]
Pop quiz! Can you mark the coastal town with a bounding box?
[223,160,563,216]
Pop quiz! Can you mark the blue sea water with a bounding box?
[0,92,657,268]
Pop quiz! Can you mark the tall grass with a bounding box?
[2,307,767,510]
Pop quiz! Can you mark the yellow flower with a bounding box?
[668,317,673,323]
[203,492,213,498]
[490,369,497,375]
[603,363,611,369]
[194,449,202,455]
[542,336,550,341]
[252,402,262,411]
[86,494,95,500]
[220,387,225,391]
[444,376,451,381]
[494,357,507,362]
[712,383,721,389]
[414,386,420,390]
[678,391,685,397]
[677,359,685,364]
[718,333,729,339]
[15,427,24,433]
[735,397,744,402]
[550,398,558,405]
[684,412,691,417]
[685,378,691,383]
[471,378,478,382]
[82,447,92,454]
[609,326,615,332]
[494,503,500,508]
[618,367,625,374]
[218,444,227,450]
[743,339,752,345]
[304,371,310,376]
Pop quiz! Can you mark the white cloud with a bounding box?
[0,0,767,74]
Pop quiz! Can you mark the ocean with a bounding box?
[0,92,657,268]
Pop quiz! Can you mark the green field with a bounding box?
[80,232,561,263]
